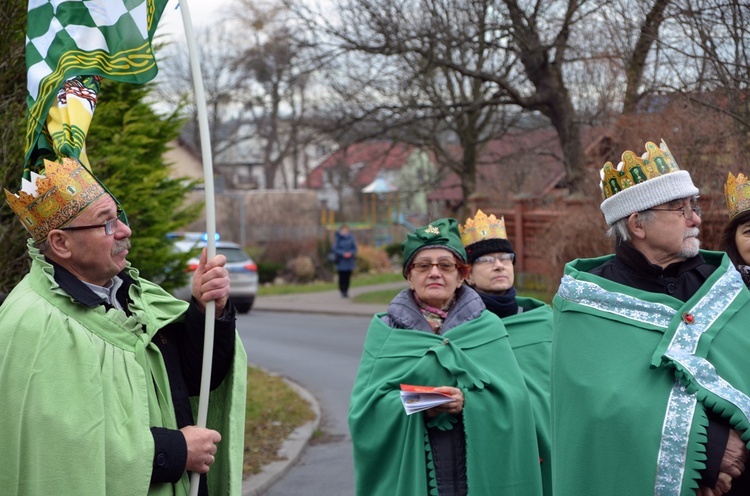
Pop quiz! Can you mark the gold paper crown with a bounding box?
[4,158,106,242]
[459,209,507,246]
[725,172,750,220]
[600,140,681,199]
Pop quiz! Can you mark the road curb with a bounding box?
[241,369,322,496]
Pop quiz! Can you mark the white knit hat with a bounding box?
[599,141,699,225]
[601,170,698,225]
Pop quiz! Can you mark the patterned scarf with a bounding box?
[412,291,457,333]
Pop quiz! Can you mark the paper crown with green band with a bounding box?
[599,140,699,225]
[401,218,467,277]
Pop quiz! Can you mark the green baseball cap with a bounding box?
[401,218,467,277]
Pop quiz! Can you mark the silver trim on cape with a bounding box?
[557,265,748,495]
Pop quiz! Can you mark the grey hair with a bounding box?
[35,239,50,253]
[605,210,656,243]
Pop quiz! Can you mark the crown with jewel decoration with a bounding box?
[598,140,699,225]
[459,209,507,246]
[4,158,107,242]
[725,172,750,220]
[459,209,514,264]
[600,140,681,199]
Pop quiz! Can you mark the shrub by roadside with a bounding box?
[355,245,394,274]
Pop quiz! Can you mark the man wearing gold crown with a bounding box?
[459,209,552,495]
[552,140,750,496]
[0,158,247,495]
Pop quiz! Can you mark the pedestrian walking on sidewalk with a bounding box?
[332,224,357,298]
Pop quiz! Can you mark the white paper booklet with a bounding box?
[399,384,453,415]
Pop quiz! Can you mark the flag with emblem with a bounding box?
[24,0,168,171]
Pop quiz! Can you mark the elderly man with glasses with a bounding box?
[552,141,750,496]
[0,159,247,495]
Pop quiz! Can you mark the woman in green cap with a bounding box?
[348,218,545,496]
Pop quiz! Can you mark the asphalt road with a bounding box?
[237,310,373,495]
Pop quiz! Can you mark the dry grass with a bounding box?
[243,366,316,476]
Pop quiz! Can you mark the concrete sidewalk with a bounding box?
[241,280,406,495]
[252,281,407,317]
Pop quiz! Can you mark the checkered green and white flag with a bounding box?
[24,0,168,168]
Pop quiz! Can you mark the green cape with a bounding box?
[0,244,247,495]
[552,251,750,496]
[349,310,544,496]
[505,297,552,496]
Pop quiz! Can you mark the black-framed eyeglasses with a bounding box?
[648,204,702,220]
[60,208,126,236]
[410,260,458,273]
[61,217,119,236]
[474,253,515,265]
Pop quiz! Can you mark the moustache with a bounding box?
[684,228,699,239]
[112,239,131,256]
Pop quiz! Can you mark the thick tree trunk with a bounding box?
[622,0,671,114]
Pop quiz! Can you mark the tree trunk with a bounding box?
[622,0,672,114]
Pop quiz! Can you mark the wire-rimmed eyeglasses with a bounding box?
[474,253,515,265]
[647,204,702,220]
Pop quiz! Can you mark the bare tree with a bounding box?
[226,0,323,189]
[295,0,739,199]
[666,0,750,128]
[290,0,528,214]
[664,0,750,190]
[293,0,616,195]
[154,27,251,161]
[622,0,673,113]
[154,1,322,190]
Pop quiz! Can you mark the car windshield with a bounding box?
[218,247,249,263]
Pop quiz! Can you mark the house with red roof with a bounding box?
[304,141,436,224]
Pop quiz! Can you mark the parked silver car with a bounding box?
[171,233,258,314]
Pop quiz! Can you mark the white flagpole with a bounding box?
[177,1,218,494]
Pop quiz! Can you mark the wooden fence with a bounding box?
[469,193,730,297]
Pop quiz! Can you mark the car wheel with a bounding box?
[233,300,253,314]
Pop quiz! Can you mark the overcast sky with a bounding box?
[155,0,234,42]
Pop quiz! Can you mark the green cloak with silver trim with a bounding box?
[552,250,750,495]
[349,310,544,496]
[0,243,247,495]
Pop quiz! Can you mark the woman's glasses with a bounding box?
[474,253,515,265]
[410,261,458,273]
